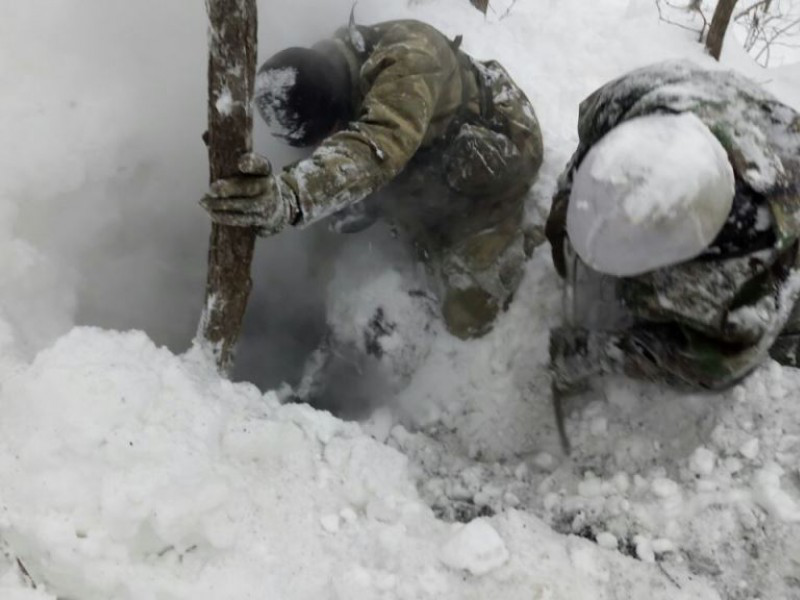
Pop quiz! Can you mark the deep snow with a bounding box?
[1,0,799,599]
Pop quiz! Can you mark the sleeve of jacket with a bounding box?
[279,24,451,226]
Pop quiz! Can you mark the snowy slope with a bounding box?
[0,0,798,599]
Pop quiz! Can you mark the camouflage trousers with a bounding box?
[334,64,542,339]
[295,135,536,416]
[380,131,533,338]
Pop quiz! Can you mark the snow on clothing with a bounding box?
[546,60,800,390]
[277,19,544,338]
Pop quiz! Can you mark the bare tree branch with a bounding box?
[735,0,772,19]
[656,0,708,39]
[754,14,800,59]
[734,0,800,65]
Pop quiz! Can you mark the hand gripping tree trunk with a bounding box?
[200,0,258,374]
[706,0,740,60]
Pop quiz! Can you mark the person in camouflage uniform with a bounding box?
[203,19,543,340]
[547,60,800,395]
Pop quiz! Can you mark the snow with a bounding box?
[689,447,717,476]
[214,86,234,116]
[0,332,724,600]
[1,0,799,599]
[438,518,509,576]
[596,531,618,550]
[254,66,304,141]
[739,437,761,460]
[567,112,735,276]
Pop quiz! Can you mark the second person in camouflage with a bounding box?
[547,60,800,394]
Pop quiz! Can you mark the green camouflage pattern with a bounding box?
[547,61,800,390]
[276,20,543,338]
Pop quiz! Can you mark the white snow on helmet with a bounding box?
[567,112,735,277]
[254,67,306,143]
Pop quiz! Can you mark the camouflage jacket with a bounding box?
[547,61,800,389]
[276,20,538,224]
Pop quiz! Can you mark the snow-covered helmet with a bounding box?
[255,46,351,147]
[566,113,735,277]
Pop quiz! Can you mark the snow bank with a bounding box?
[0,328,720,599]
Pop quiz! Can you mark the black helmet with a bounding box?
[255,46,351,147]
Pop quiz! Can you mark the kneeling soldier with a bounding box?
[547,60,800,398]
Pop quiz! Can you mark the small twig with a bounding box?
[694,2,710,40]
[735,0,771,20]
[500,0,520,20]
[658,561,682,589]
[16,558,37,590]
[551,383,572,455]
[655,0,707,38]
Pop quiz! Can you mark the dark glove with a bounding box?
[550,326,620,394]
[200,153,300,236]
[550,325,681,394]
[551,326,670,390]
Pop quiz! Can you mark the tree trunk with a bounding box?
[201,0,258,374]
[706,0,740,60]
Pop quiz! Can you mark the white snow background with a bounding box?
[1,0,799,598]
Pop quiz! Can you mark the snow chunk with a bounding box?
[651,477,680,499]
[652,538,676,554]
[567,113,735,277]
[596,532,618,550]
[689,447,716,476]
[320,514,341,534]
[568,540,611,582]
[634,536,656,563]
[439,519,509,576]
[753,466,800,522]
[739,438,760,460]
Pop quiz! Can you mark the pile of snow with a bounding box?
[1,0,799,598]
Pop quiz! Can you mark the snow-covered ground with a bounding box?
[1,0,799,598]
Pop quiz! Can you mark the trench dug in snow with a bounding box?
[1,0,800,598]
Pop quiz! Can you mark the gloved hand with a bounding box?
[200,153,300,236]
[550,326,620,394]
[550,325,681,393]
